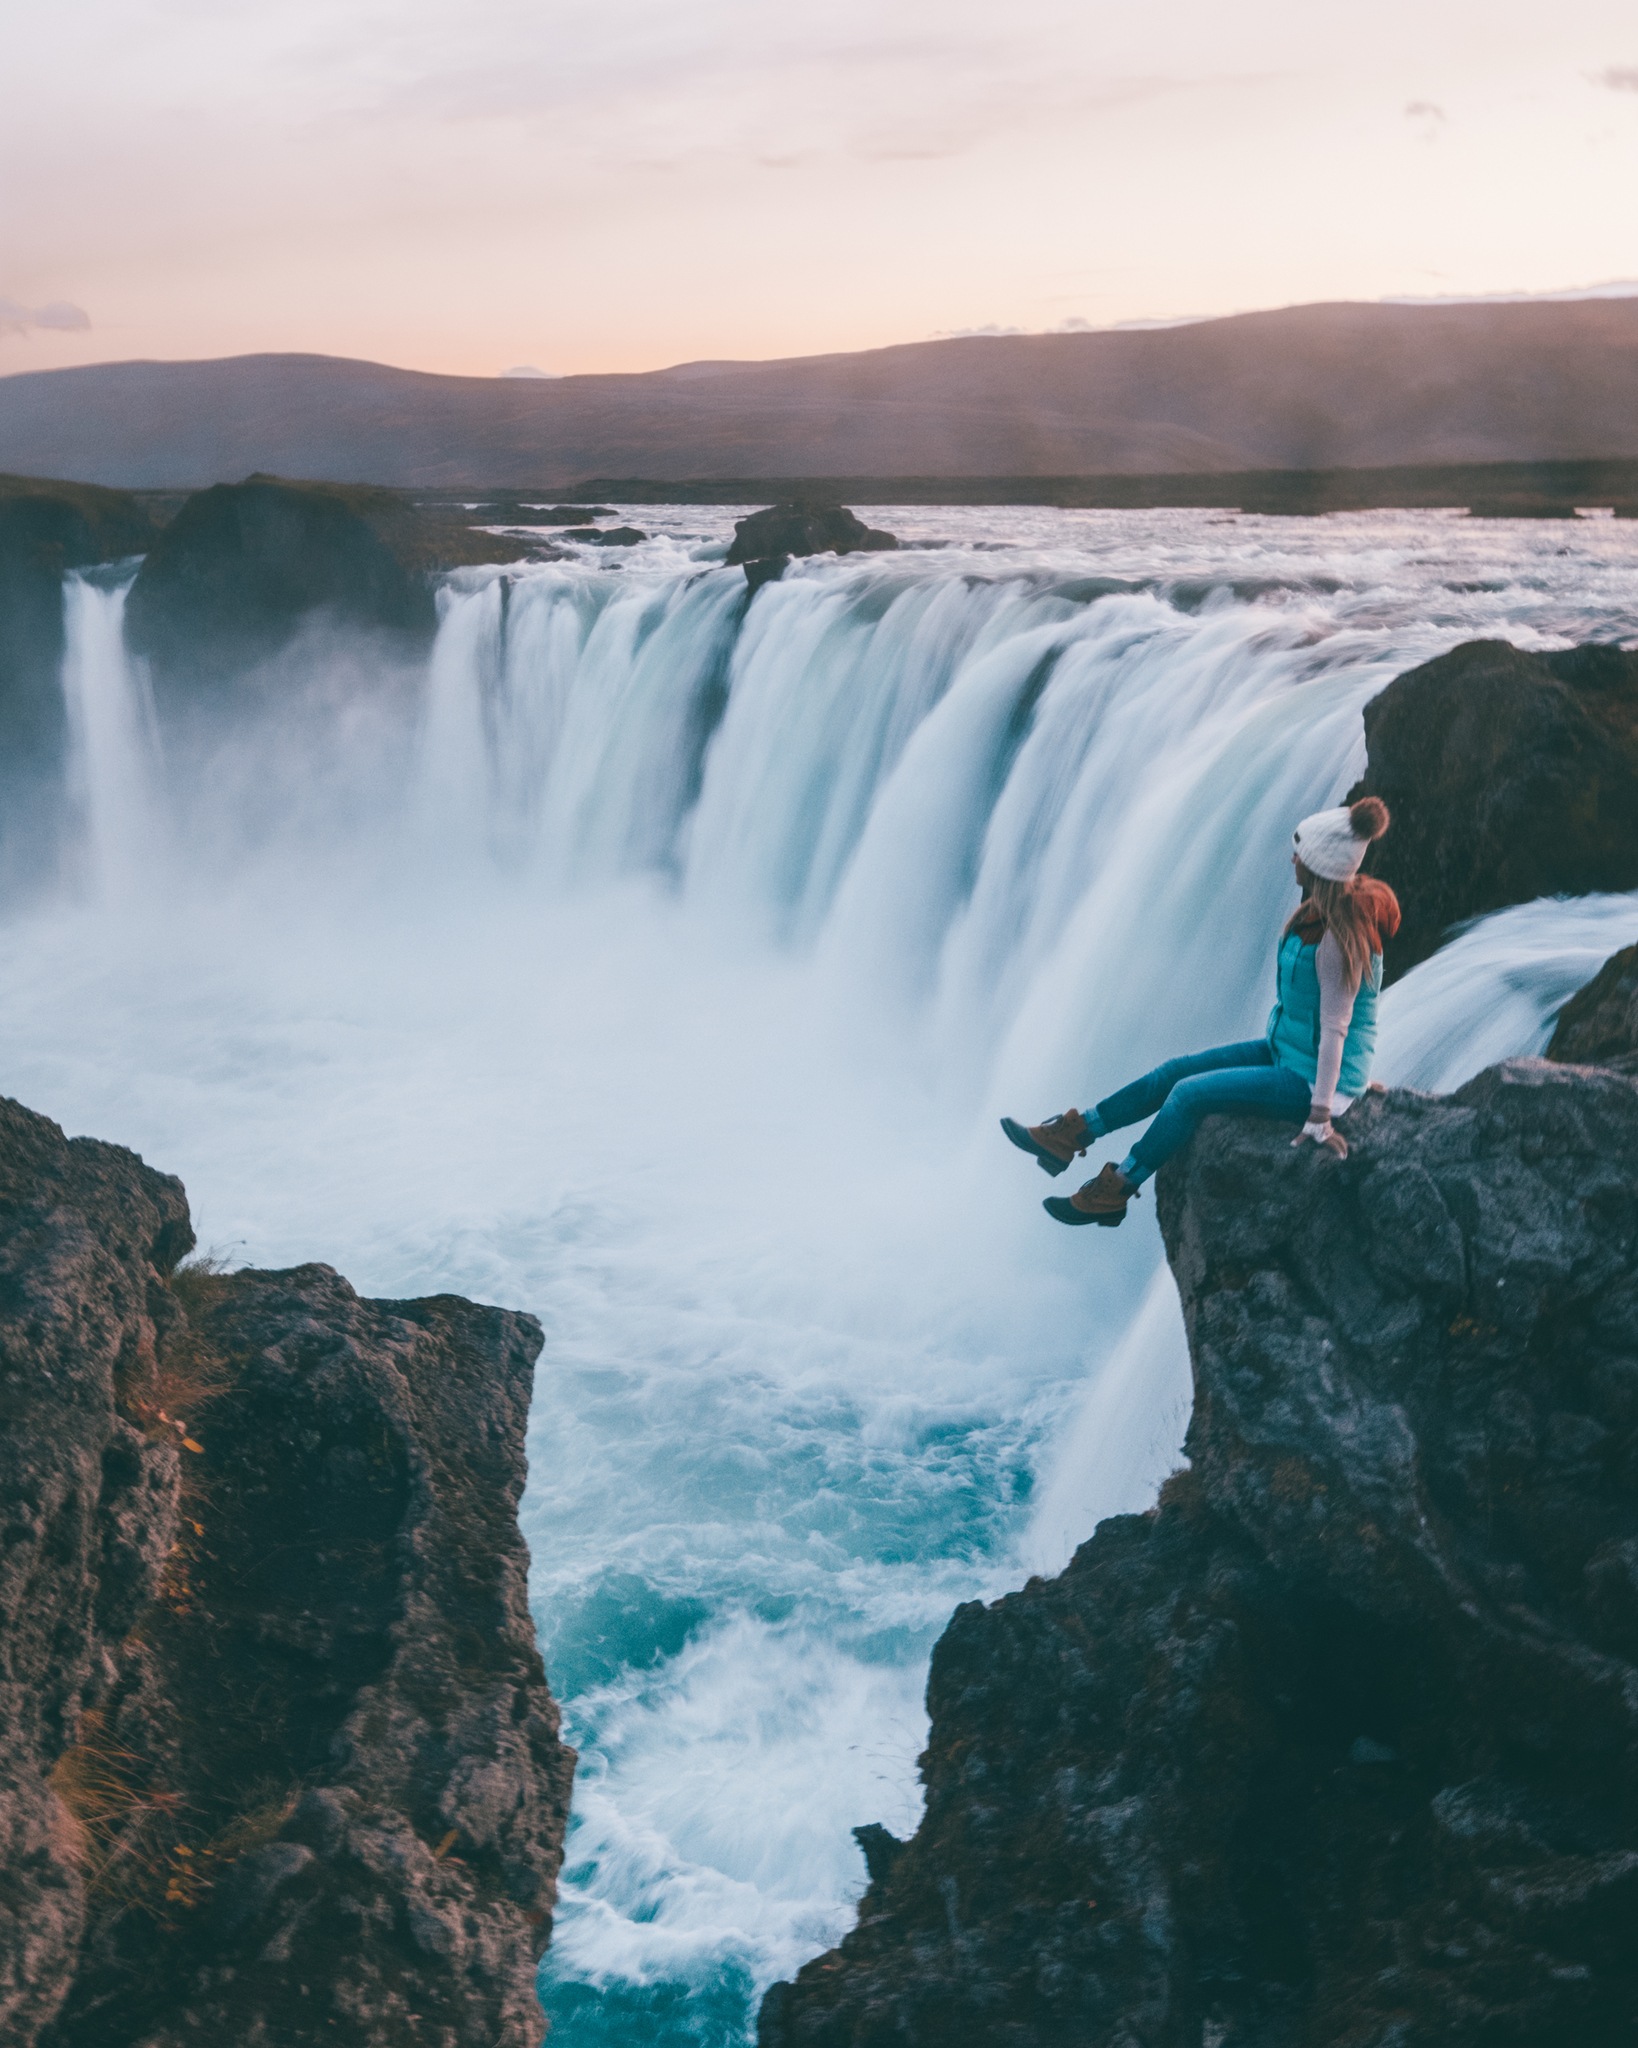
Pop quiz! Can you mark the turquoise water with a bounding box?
[5,506,1636,2044]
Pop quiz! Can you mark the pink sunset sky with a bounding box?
[4,0,1637,380]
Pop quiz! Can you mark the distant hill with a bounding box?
[3,298,1638,490]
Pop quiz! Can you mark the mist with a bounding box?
[5,503,1636,2044]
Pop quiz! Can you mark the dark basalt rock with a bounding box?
[125,478,438,698]
[761,1061,1638,2048]
[529,505,619,524]
[1549,942,1638,1070]
[742,553,791,595]
[1346,638,1638,980]
[0,1096,573,2048]
[560,524,646,546]
[725,503,899,580]
[0,1098,190,2047]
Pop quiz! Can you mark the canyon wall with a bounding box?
[0,1095,573,2048]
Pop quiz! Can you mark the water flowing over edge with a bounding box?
[24,510,1638,2047]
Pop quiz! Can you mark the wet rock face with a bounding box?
[124,478,437,698]
[0,1099,191,2048]
[761,1061,1638,2048]
[1347,638,1638,980]
[0,1095,573,2048]
[1549,942,1638,1070]
[725,502,899,576]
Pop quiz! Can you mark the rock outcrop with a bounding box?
[725,503,899,588]
[1346,640,1638,980]
[560,524,646,547]
[1549,942,1638,1070]
[124,479,439,699]
[0,1096,572,2048]
[761,1060,1638,2047]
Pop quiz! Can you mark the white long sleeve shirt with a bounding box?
[1312,929,1360,1115]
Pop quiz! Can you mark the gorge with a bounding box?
[1,490,1636,2045]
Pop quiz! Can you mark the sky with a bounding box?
[3,0,1637,379]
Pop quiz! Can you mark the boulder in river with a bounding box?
[529,505,619,524]
[725,502,899,575]
[0,1094,573,2048]
[762,1060,1638,2048]
[560,524,646,546]
[1348,638,1638,980]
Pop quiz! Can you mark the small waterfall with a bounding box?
[59,569,162,901]
[1378,889,1638,1092]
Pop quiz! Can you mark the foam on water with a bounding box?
[4,506,1636,2046]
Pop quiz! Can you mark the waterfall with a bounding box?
[409,561,1408,1099]
[59,568,161,901]
[14,507,1635,2048]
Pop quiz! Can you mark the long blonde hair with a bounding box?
[1285,797,1399,987]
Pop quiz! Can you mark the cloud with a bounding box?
[1592,67,1638,92]
[0,296,90,336]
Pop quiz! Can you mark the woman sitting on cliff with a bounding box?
[1003,796,1399,1227]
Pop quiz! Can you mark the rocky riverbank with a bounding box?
[0,1096,573,2048]
[760,1058,1638,2046]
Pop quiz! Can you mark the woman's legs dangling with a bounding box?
[1084,1039,1276,1146]
[1039,1043,1308,1227]
[1117,1057,1309,1188]
[1002,1039,1274,1178]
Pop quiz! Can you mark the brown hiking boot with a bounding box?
[1044,1164,1138,1228]
[999,1108,1090,1177]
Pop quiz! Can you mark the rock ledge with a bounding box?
[0,1096,573,2048]
[762,1061,1638,2047]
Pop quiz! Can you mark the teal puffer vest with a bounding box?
[1266,931,1382,1097]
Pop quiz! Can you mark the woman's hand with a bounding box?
[1292,1112,1348,1159]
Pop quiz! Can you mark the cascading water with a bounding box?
[58,567,162,900]
[3,506,1635,2047]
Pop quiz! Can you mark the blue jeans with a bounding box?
[1088,1039,1309,1188]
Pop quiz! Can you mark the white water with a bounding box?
[4,506,1636,2046]
[58,568,162,901]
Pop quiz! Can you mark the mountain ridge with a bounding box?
[5,297,1638,488]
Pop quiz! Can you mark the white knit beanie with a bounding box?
[1291,796,1389,882]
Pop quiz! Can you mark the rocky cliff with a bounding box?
[1346,640,1638,980]
[0,1096,573,2048]
[760,1060,1638,2047]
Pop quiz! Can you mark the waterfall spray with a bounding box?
[8,506,1636,2048]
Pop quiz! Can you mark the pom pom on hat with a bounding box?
[1292,795,1390,882]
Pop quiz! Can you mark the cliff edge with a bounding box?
[761,1060,1638,2046]
[0,1096,573,2047]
